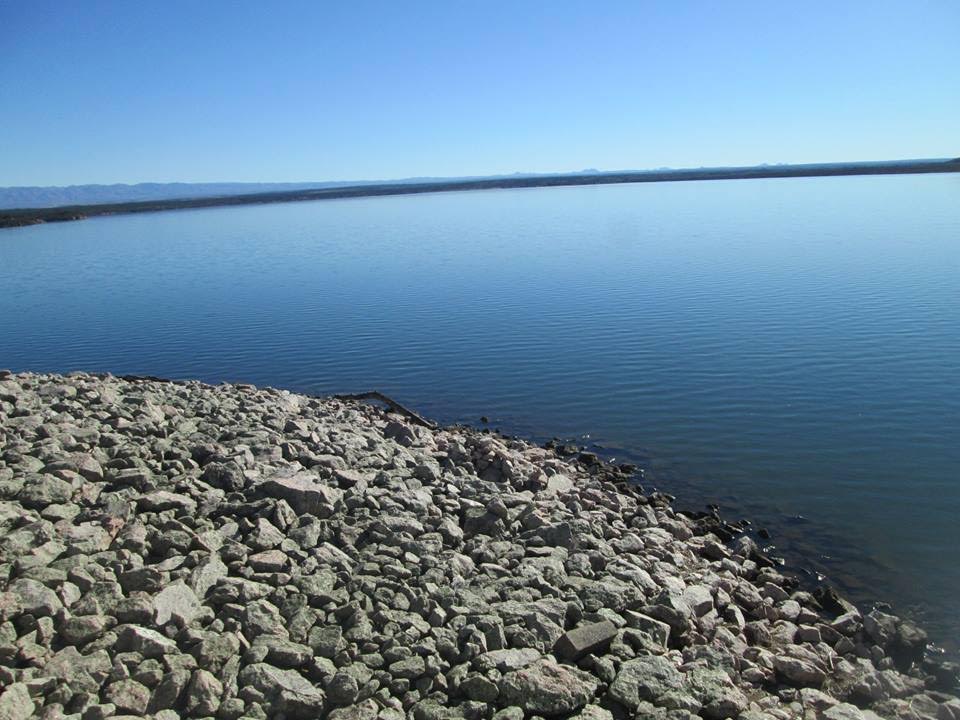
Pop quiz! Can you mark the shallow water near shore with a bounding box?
[1,174,958,651]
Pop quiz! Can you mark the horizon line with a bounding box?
[2,156,958,191]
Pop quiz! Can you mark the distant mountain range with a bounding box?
[1,161,955,210]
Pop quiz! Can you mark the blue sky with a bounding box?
[1,1,957,186]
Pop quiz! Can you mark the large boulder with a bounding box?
[238,663,326,718]
[259,472,343,516]
[498,658,600,716]
[608,656,684,709]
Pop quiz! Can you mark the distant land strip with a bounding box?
[2,158,958,229]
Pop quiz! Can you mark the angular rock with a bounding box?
[608,656,683,709]
[0,683,34,720]
[238,663,326,718]
[774,655,827,687]
[185,668,223,716]
[498,658,600,716]
[153,581,202,627]
[104,679,151,714]
[117,625,178,657]
[553,620,618,661]
[8,578,62,617]
[259,473,343,517]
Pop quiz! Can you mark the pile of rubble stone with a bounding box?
[0,371,957,720]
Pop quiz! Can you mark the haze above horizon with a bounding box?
[1,1,957,187]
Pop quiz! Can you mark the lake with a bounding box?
[1,174,958,651]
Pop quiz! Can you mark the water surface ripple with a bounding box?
[1,175,958,649]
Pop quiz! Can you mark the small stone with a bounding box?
[242,599,286,637]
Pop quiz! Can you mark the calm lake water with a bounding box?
[2,175,958,649]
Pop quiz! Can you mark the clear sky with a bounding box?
[1,0,957,186]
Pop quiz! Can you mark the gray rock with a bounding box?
[60,614,111,644]
[832,611,862,636]
[137,490,197,514]
[248,548,289,572]
[1,372,956,720]
[773,655,827,687]
[498,658,600,716]
[117,625,178,657]
[460,673,500,702]
[18,476,73,507]
[684,667,748,719]
[328,699,379,720]
[247,517,285,550]
[259,473,343,517]
[822,704,873,720]
[474,648,543,673]
[189,632,240,672]
[200,461,245,492]
[553,620,618,661]
[242,599,286,637]
[148,669,192,712]
[9,578,62,617]
[327,671,360,705]
[389,656,426,679]
[571,707,614,720]
[682,585,714,617]
[309,625,344,658]
[104,679,151,714]
[185,669,222,716]
[238,663,326,718]
[153,581,201,627]
[0,683,34,720]
[254,636,313,668]
[188,554,227,598]
[608,656,683,708]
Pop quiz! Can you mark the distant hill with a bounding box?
[0,181,359,209]
[4,160,957,210]
[2,160,957,225]
[0,174,553,210]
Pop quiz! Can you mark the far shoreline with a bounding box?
[2,157,959,229]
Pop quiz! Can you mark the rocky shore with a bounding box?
[0,371,956,720]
